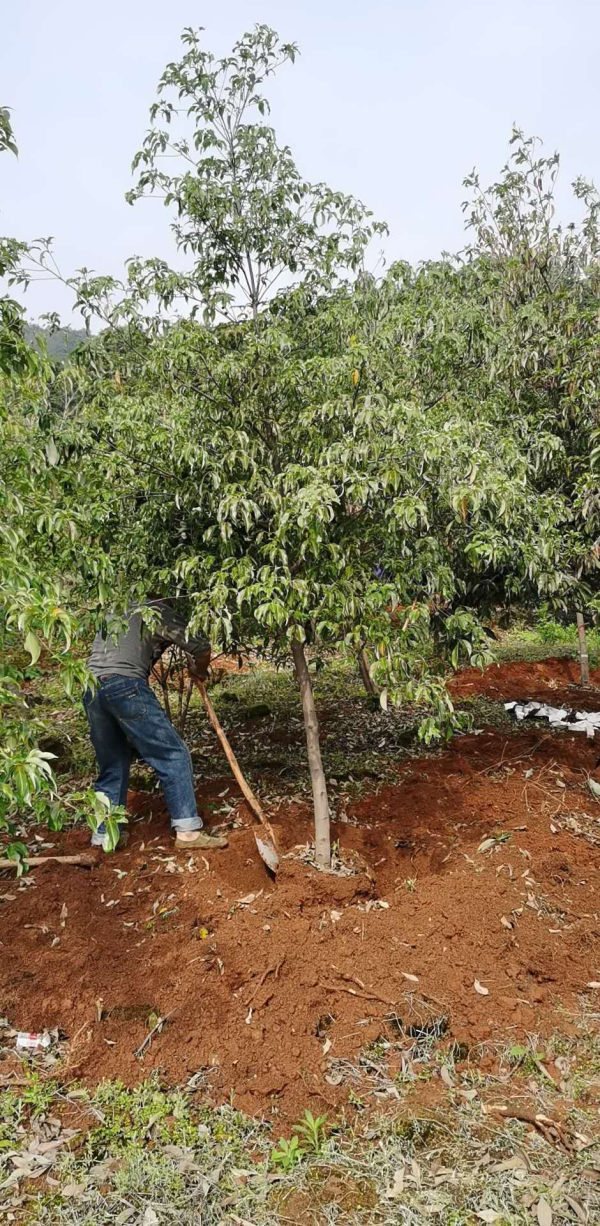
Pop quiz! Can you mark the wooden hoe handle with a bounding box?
[195,679,279,848]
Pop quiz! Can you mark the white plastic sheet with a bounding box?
[505,700,600,739]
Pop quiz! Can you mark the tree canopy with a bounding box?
[1,28,599,866]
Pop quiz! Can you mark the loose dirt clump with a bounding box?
[2,657,600,1124]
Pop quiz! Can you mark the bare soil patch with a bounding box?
[449,654,600,708]
[2,656,600,1124]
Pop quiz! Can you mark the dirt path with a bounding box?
[2,656,600,1123]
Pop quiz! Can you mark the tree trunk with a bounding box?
[358,647,378,697]
[291,639,331,869]
[576,611,590,687]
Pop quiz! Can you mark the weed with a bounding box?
[19,1070,58,1116]
[271,1133,304,1171]
[403,877,417,892]
[0,1090,19,1153]
[88,1077,196,1153]
[347,1089,365,1109]
[292,1109,329,1155]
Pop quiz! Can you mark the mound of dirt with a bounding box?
[449,654,600,709]
[3,658,600,1123]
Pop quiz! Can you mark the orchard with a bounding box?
[2,24,600,1223]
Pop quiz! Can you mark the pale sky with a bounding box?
[1,0,598,322]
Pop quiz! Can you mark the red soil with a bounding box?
[449,654,600,708]
[2,657,600,1123]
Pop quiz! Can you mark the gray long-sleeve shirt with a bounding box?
[87,602,210,681]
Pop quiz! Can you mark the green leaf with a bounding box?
[24,632,41,665]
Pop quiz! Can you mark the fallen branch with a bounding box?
[134,1010,175,1059]
[245,955,286,1007]
[487,1104,575,1153]
[0,853,98,871]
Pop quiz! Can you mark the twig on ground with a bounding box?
[487,1104,575,1152]
[133,1010,175,1059]
[321,980,395,1007]
[245,955,286,1006]
[469,737,551,781]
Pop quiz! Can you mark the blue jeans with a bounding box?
[83,675,202,844]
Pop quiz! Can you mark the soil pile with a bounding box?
[450,654,600,708]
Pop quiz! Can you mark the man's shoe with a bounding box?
[174,829,228,850]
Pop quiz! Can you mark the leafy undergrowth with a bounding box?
[495,619,600,666]
[1,1049,600,1225]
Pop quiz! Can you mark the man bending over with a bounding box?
[84,601,227,852]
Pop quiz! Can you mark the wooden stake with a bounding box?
[576,611,590,687]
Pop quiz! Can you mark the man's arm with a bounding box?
[152,602,211,679]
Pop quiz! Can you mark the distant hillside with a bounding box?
[25,322,89,361]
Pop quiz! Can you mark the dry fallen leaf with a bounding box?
[61,1182,85,1198]
[474,980,490,996]
[500,915,513,929]
[440,1065,454,1088]
[564,1195,588,1223]
[587,981,600,990]
[401,971,419,983]
[330,910,342,923]
[491,1155,527,1173]
[536,1197,552,1226]
[114,1210,136,1226]
[385,1168,404,1199]
[478,838,495,853]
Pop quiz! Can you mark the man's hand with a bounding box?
[189,648,211,682]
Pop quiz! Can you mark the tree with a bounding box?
[126,25,386,325]
[4,30,599,872]
[0,106,17,156]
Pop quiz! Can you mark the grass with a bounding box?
[496,613,600,665]
[2,1066,599,1224]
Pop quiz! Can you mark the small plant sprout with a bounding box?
[292,1109,329,1155]
[271,1134,304,1171]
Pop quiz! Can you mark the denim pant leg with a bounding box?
[83,687,132,843]
[102,678,202,833]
